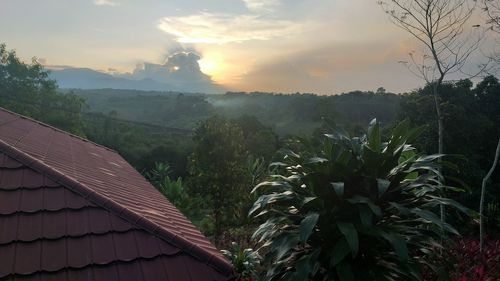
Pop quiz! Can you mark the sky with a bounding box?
[0,0,494,94]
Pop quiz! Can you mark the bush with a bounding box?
[423,237,500,281]
[249,119,467,281]
[221,242,261,281]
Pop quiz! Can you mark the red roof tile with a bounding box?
[0,107,234,280]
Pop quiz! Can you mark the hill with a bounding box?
[72,89,402,136]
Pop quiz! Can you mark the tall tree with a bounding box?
[0,43,86,135]
[188,116,248,245]
[378,0,483,222]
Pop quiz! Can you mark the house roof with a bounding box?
[0,107,234,280]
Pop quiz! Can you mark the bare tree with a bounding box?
[484,0,500,32]
[483,0,500,72]
[378,0,483,223]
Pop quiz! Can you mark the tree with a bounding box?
[379,0,483,222]
[188,116,249,244]
[250,119,467,281]
[0,43,86,135]
[484,0,500,32]
[399,76,500,204]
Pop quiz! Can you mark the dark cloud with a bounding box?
[120,51,224,93]
[131,52,208,82]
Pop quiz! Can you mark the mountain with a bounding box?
[49,68,176,91]
[49,67,225,94]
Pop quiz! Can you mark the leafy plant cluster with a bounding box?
[221,242,261,281]
[422,237,500,281]
[145,162,202,220]
[249,120,466,281]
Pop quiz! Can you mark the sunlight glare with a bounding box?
[199,53,226,82]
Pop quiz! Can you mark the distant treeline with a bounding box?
[71,88,401,136]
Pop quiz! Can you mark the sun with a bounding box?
[198,53,227,82]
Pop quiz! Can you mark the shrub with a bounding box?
[423,237,500,281]
[249,119,467,281]
[221,242,261,281]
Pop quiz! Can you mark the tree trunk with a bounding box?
[213,207,223,246]
[432,79,446,225]
[480,137,500,252]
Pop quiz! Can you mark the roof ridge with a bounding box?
[0,138,234,276]
[0,107,116,153]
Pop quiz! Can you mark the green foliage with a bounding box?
[250,119,467,281]
[188,115,249,244]
[221,242,261,281]
[74,88,401,136]
[145,162,202,221]
[235,115,279,161]
[146,163,184,205]
[247,155,267,187]
[0,43,86,135]
[400,77,500,214]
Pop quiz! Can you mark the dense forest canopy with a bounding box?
[70,88,401,136]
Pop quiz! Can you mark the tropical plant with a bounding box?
[146,163,181,203]
[221,242,261,281]
[145,162,210,230]
[249,119,467,281]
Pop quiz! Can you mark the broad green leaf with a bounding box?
[405,125,427,143]
[336,261,355,281]
[305,157,328,165]
[331,182,344,198]
[336,149,352,166]
[377,179,390,196]
[337,222,358,257]
[358,204,373,226]
[280,148,301,159]
[347,196,382,216]
[290,256,312,281]
[367,119,381,152]
[330,238,351,266]
[426,196,470,214]
[391,119,410,141]
[275,234,300,261]
[381,232,408,261]
[411,208,459,235]
[299,212,319,243]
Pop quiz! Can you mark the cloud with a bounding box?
[93,0,119,6]
[242,0,281,12]
[158,12,311,44]
[235,42,421,94]
[36,58,48,65]
[132,52,210,82]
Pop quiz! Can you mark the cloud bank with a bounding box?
[93,0,119,6]
[242,0,281,12]
[158,12,309,44]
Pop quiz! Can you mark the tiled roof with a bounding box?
[0,107,234,280]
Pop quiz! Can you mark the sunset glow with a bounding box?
[0,0,496,93]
